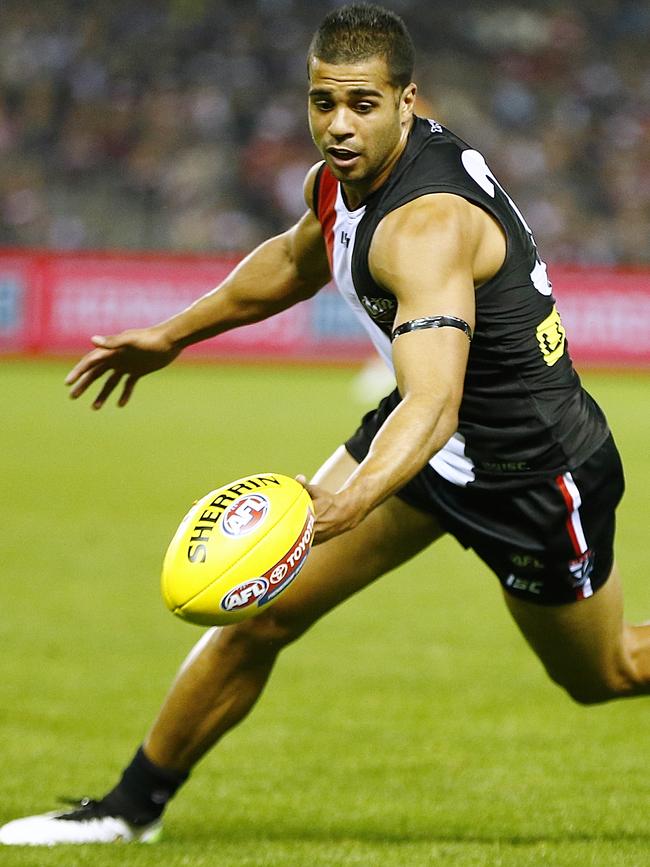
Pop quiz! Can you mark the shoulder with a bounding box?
[372,194,475,258]
[370,192,505,291]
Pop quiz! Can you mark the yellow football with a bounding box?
[161,473,314,626]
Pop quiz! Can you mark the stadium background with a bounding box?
[2,2,650,866]
[1,0,648,261]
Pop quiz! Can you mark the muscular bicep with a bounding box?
[284,161,331,296]
[285,206,331,297]
[244,163,330,310]
[371,193,476,328]
[369,194,476,408]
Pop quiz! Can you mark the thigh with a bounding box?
[503,565,636,702]
[264,445,445,633]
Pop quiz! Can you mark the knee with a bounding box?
[558,678,620,706]
[213,607,311,660]
[550,658,639,706]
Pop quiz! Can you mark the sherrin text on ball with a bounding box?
[161,473,314,626]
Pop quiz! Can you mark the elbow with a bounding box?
[431,386,461,436]
[406,392,460,461]
[439,383,462,434]
[430,406,459,454]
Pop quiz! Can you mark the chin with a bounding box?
[327,162,365,184]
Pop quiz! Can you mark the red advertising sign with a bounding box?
[1,249,649,366]
[0,252,45,352]
[552,267,650,366]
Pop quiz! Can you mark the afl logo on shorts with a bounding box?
[221,494,270,537]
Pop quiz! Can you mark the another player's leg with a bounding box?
[0,446,444,846]
[504,565,650,704]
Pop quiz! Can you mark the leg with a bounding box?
[145,445,444,771]
[504,564,650,704]
[0,446,444,846]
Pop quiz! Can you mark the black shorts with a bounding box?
[345,395,625,606]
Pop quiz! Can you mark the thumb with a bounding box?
[295,475,319,502]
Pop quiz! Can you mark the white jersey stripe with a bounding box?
[430,432,475,485]
[331,190,393,369]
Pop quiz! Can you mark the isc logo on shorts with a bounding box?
[221,494,270,537]
[505,573,544,595]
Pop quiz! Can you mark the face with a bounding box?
[308,55,416,204]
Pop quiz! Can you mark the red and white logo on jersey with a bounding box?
[221,494,270,537]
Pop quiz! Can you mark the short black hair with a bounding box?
[308,4,415,90]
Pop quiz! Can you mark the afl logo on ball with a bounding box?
[221,578,270,612]
[221,494,270,537]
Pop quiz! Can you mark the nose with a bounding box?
[327,106,354,140]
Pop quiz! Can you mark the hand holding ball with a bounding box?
[162,474,314,626]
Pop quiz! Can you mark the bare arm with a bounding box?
[306,193,483,541]
[152,205,330,348]
[66,164,330,408]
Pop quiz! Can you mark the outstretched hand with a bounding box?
[65,327,182,409]
[295,475,362,544]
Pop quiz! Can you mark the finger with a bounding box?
[68,362,112,399]
[117,375,139,407]
[301,481,322,501]
[65,347,115,386]
[312,522,335,546]
[295,475,320,501]
[92,371,124,410]
[91,333,124,349]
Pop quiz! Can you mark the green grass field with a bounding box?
[1,358,649,867]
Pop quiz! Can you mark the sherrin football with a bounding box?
[161,473,314,626]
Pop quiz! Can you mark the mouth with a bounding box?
[327,147,360,168]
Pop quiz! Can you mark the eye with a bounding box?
[312,99,333,112]
[354,101,376,113]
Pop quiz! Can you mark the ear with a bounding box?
[400,82,417,123]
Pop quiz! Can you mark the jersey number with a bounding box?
[461,150,552,296]
[536,305,566,366]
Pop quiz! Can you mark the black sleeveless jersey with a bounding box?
[314,115,609,490]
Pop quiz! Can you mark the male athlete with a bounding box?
[2,4,649,846]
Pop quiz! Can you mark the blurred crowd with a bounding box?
[0,0,648,263]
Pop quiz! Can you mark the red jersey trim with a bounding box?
[555,472,586,557]
[314,164,338,270]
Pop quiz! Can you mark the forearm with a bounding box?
[159,231,321,350]
[339,393,457,517]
